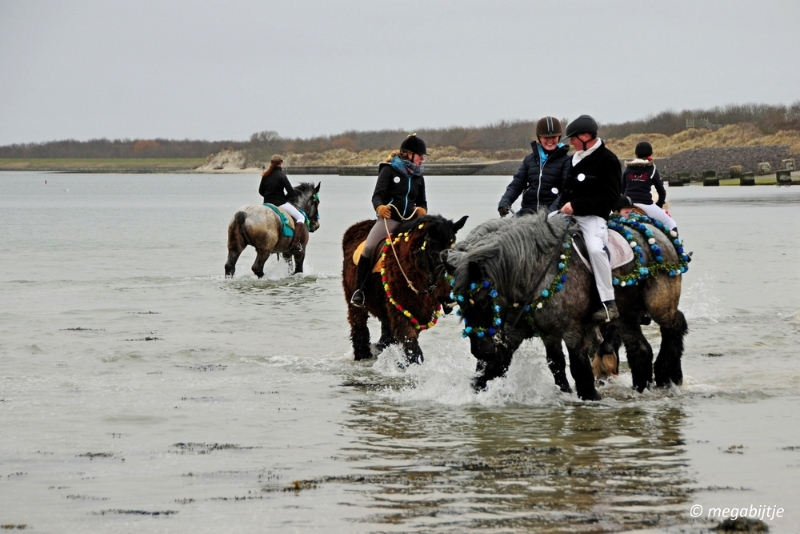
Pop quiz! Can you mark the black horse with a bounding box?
[342,214,468,365]
[443,210,688,400]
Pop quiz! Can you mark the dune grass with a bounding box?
[0,158,204,171]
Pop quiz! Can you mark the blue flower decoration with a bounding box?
[477,331,485,338]
[488,328,496,335]
[489,290,498,298]
[494,318,502,326]
[493,305,501,313]
[483,280,490,288]
[470,282,477,290]
[556,283,563,291]
[541,289,550,298]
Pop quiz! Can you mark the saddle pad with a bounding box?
[353,241,383,273]
[573,230,634,272]
[263,203,294,238]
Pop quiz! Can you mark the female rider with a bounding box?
[497,116,570,217]
[350,134,428,308]
[621,141,677,231]
[258,154,308,252]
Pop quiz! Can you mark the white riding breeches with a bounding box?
[635,203,677,230]
[574,214,615,302]
[279,202,305,224]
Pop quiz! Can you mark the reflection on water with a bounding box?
[326,396,690,531]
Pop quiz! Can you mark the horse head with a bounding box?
[443,211,569,364]
[390,214,468,300]
[293,182,321,233]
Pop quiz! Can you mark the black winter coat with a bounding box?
[259,167,295,206]
[498,142,570,212]
[371,162,427,221]
[622,159,666,207]
[558,141,621,219]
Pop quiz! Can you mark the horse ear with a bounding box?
[452,215,468,233]
[313,182,321,193]
[441,249,459,275]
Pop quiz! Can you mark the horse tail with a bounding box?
[229,210,249,248]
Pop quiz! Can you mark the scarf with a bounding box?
[390,155,424,178]
[537,142,565,166]
[572,138,603,166]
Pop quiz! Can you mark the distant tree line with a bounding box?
[599,102,800,139]
[3,102,798,159]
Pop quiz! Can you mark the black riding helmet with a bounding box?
[400,133,427,156]
[564,115,599,138]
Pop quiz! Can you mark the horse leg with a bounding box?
[616,319,654,392]
[374,319,397,352]
[654,310,688,387]
[225,245,244,278]
[348,306,372,361]
[542,336,572,393]
[593,324,621,378]
[251,249,271,278]
[565,334,601,401]
[292,250,305,274]
[399,329,424,366]
[471,331,519,391]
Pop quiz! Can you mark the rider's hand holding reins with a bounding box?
[415,207,427,217]
[498,205,510,217]
[560,202,574,215]
[376,205,392,219]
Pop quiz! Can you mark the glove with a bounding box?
[498,205,510,217]
[415,207,427,217]
[376,205,392,219]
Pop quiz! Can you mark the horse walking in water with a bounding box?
[342,214,467,365]
[443,210,688,400]
[225,182,321,277]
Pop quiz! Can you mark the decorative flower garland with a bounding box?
[607,213,691,287]
[452,234,573,338]
[380,231,441,331]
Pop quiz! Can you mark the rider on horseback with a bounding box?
[497,116,571,217]
[350,134,428,308]
[259,154,308,253]
[557,115,622,323]
[622,141,678,231]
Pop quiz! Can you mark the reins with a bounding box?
[383,205,425,295]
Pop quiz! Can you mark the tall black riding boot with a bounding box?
[289,221,307,253]
[350,255,372,308]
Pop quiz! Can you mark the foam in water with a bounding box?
[681,272,721,324]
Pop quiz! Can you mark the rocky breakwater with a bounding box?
[655,145,793,178]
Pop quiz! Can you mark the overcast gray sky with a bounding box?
[1,0,798,145]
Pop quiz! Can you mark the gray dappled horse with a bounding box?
[225,182,321,277]
[443,210,687,401]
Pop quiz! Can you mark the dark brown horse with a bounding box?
[225,182,320,277]
[342,214,467,365]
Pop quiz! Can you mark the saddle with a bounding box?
[352,241,383,273]
[263,203,295,238]
[571,228,634,272]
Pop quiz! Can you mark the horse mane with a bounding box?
[456,217,514,252]
[453,210,571,302]
[394,213,448,235]
[291,182,316,209]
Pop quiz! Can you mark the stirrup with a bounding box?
[350,289,365,308]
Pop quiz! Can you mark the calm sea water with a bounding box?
[1,171,799,533]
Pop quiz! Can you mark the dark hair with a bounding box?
[635,141,653,159]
